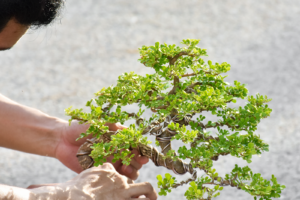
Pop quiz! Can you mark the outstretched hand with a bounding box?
[28,163,157,200]
[54,120,149,180]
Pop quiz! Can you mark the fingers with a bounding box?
[126,149,149,171]
[121,165,139,180]
[116,149,149,180]
[105,154,138,179]
[98,163,115,170]
[131,149,149,166]
[120,152,141,180]
[127,182,158,200]
[106,155,122,169]
[85,163,115,174]
[65,121,124,146]
[75,165,156,200]
[124,149,149,180]
[105,122,127,131]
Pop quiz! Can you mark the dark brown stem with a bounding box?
[167,51,193,66]
[190,133,219,148]
[76,131,195,176]
[155,96,165,101]
[138,143,194,175]
[154,105,169,110]
[172,170,197,188]
[101,110,139,120]
[182,73,198,77]
[168,76,180,95]
[191,99,233,114]
[127,112,138,118]
[182,71,221,77]
[101,103,113,112]
[191,120,246,131]
[208,173,241,189]
[149,76,180,112]
[187,82,202,89]
[70,117,88,122]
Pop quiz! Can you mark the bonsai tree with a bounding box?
[65,39,285,200]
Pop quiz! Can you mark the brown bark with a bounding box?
[76,130,194,176]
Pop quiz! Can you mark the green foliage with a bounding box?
[185,180,224,200]
[225,165,286,200]
[90,124,152,166]
[157,173,177,196]
[66,39,285,200]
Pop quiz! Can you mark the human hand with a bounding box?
[54,120,149,180]
[28,163,157,200]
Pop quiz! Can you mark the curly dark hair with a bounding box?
[0,0,64,32]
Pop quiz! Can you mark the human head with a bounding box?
[0,0,64,50]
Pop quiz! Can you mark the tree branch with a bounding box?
[168,76,180,95]
[167,51,194,66]
[191,120,246,131]
[76,131,196,177]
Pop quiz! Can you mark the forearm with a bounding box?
[0,94,66,157]
[0,184,32,200]
[0,184,66,200]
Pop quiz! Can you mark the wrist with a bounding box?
[19,113,67,158]
[29,185,64,200]
[29,186,59,200]
[47,117,68,158]
[0,94,67,157]
[29,183,88,200]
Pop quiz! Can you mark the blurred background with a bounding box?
[0,0,299,199]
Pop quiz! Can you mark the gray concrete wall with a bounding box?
[0,0,299,199]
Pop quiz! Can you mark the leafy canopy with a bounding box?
[66,39,285,200]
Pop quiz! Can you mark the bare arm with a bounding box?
[0,93,63,157]
[0,93,149,178]
[0,164,157,200]
[0,184,32,200]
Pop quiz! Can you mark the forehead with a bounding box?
[0,18,29,51]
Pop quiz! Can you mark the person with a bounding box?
[0,1,157,199]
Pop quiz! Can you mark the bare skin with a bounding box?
[0,94,149,178]
[1,163,158,200]
[0,94,151,198]
[0,18,29,50]
[0,17,154,199]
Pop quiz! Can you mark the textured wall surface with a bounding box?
[0,0,299,199]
